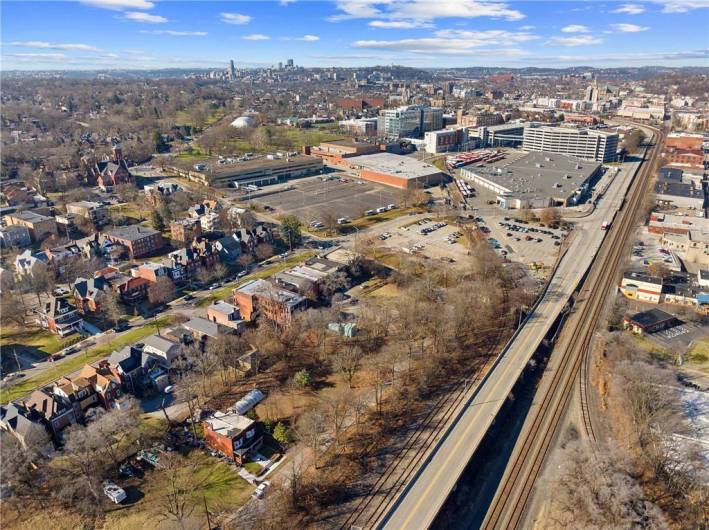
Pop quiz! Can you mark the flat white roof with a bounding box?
[205,411,254,437]
[350,153,443,180]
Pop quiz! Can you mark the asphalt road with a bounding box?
[378,153,645,530]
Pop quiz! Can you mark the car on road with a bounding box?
[238,270,248,278]
[209,283,220,290]
[252,482,270,499]
[183,294,195,301]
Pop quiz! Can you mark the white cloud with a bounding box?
[518,25,535,31]
[220,12,252,25]
[547,35,604,46]
[330,0,524,22]
[8,40,101,51]
[613,4,646,14]
[140,30,208,36]
[649,0,709,13]
[353,29,537,55]
[561,24,590,33]
[610,23,650,32]
[369,19,433,28]
[6,52,69,60]
[242,34,270,41]
[297,35,320,41]
[79,0,154,10]
[123,11,167,23]
[280,0,297,4]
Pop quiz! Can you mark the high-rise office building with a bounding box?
[229,59,236,80]
[286,58,294,68]
[522,126,619,163]
[378,105,443,139]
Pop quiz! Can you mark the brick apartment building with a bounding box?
[170,218,202,245]
[234,278,306,326]
[104,225,165,258]
[3,210,58,242]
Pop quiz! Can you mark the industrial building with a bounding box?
[348,152,446,190]
[522,125,619,162]
[378,105,443,139]
[460,151,602,209]
[166,153,323,188]
[310,140,379,165]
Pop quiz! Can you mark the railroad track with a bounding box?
[340,288,513,530]
[578,344,597,443]
[482,124,663,530]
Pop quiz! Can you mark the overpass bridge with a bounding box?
[377,142,649,530]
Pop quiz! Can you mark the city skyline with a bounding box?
[2,0,709,70]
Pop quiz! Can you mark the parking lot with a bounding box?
[472,213,568,268]
[631,227,681,271]
[253,176,398,224]
[378,217,472,265]
[645,320,707,356]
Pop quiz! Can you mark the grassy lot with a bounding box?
[686,338,709,373]
[1,326,67,360]
[109,203,147,223]
[244,461,263,475]
[103,451,252,530]
[366,282,400,298]
[196,251,316,307]
[0,317,170,404]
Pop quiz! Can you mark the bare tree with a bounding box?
[156,453,201,530]
[539,207,560,225]
[295,408,327,466]
[97,289,122,327]
[148,276,176,305]
[331,340,363,388]
[255,243,274,262]
[546,439,668,529]
[321,388,353,449]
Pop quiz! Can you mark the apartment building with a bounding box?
[3,210,58,242]
[66,201,108,225]
[522,126,619,163]
[104,225,165,258]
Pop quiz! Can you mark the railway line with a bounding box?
[481,124,663,530]
[340,289,515,530]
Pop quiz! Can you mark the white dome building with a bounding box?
[230,116,256,129]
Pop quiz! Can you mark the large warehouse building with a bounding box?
[460,151,602,209]
[348,153,446,190]
[166,154,323,188]
[522,126,619,162]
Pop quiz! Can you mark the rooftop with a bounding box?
[627,308,679,329]
[171,153,322,179]
[6,210,53,223]
[105,225,160,241]
[237,278,305,307]
[349,152,443,179]
[205,411,254,438]
[462,150,600,199]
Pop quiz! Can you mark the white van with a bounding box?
[376,207,387,214]
[387,203,396,210]
[337,217,350,225]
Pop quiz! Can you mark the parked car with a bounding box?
[103,481,127,504]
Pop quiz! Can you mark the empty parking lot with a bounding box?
[254,177,399,223]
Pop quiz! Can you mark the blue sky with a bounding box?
[2,1,708,70]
